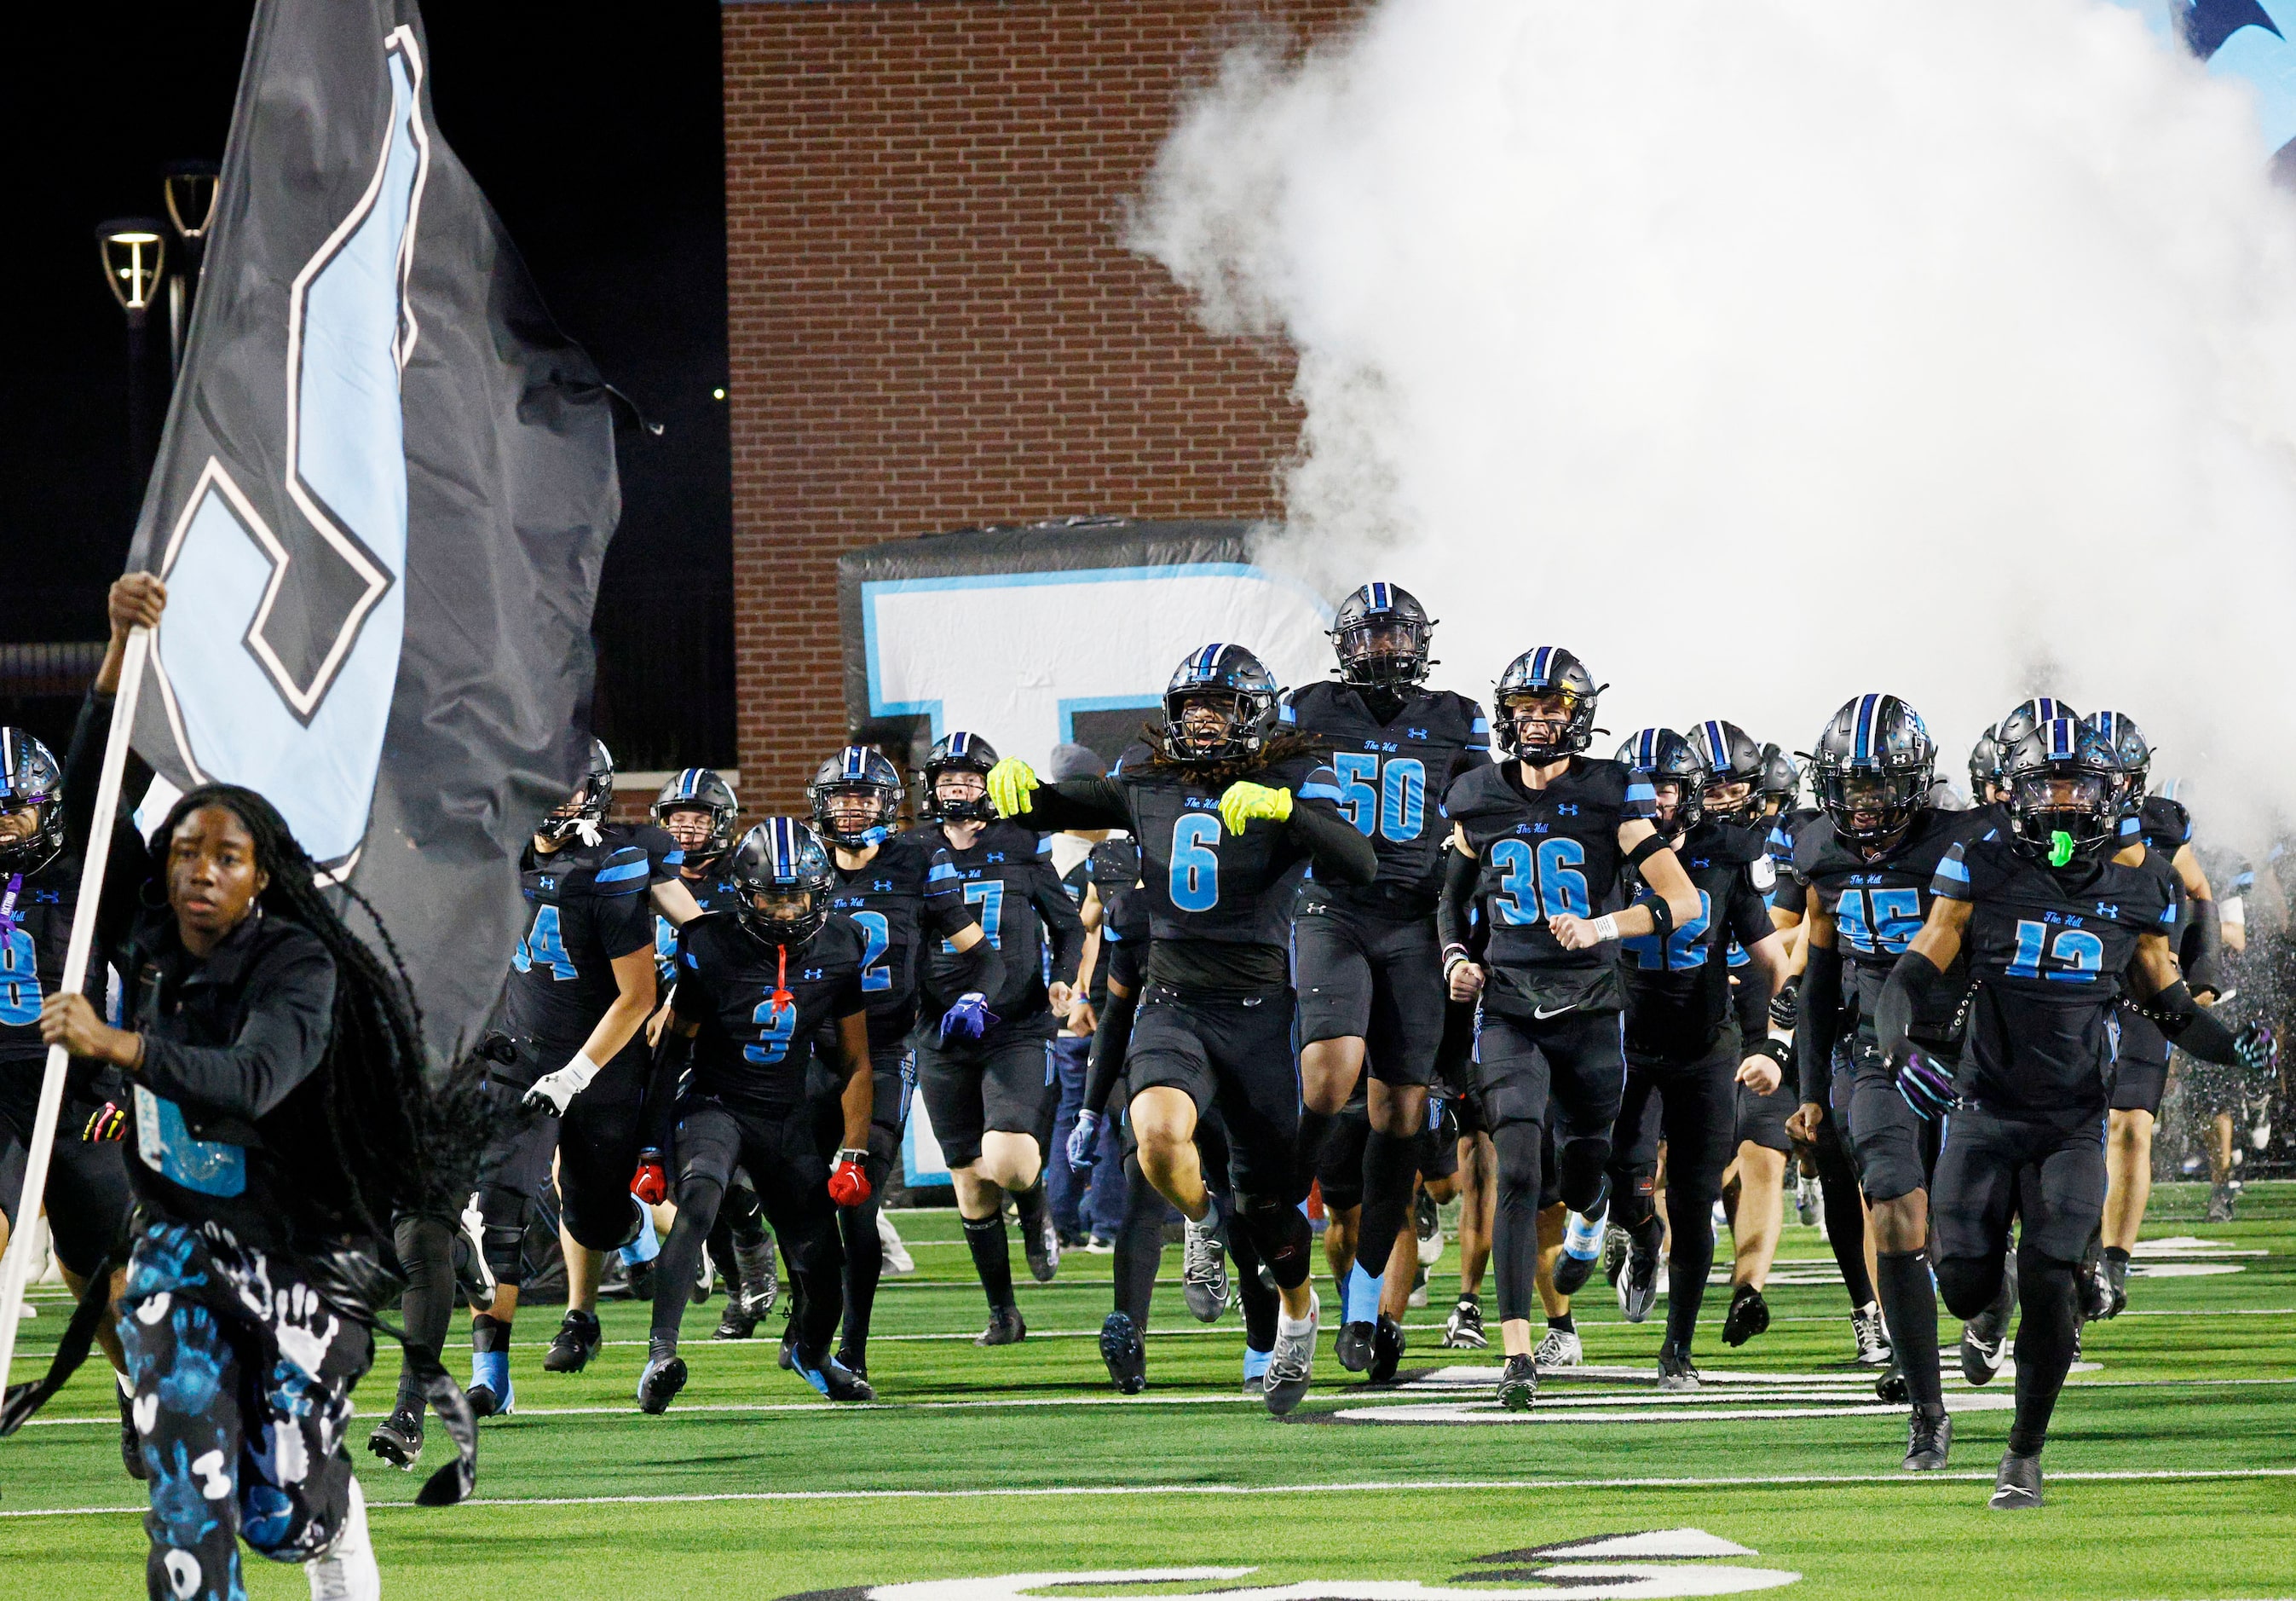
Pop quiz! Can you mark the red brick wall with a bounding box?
[721,0,1359,810]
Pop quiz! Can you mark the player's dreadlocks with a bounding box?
[147,783,468,1240]
[1137,724,1325,789]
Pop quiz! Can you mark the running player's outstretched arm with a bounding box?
[1875,897,1970,1065]
[1550,820,1699,950]
[2169,843,2224,998]
[2129,934,2264,1068]
[1785,904,1841,1137]
[986,759,1131,830]
[1284,768,1379,884]
[834,1008,874,1152]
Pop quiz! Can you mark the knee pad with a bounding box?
[1612,1168,1659,1231]
[1491,1119,1544,1188]
[475,1186,533,1284]
[1237,1200,1312,1288]
[1933,1254,2001,1320]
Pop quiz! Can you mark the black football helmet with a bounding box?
[727,818,835,945]
[2004,718,2122,866]
[1330,582,1434,690]
[919,731,1001,823]
[1493,646,1603,764]
[1756,743,1798,821]
[1162,643,1281,763]
[1687,720,1765,828]
[1809,693,1936,854]
[1995,696,2080,754]
[546,737,614,841]
[652,768,741,864]
[2082,710,2152,824]
[808,746,905,847]
[0,728,65,876]
[1968,727,2005,804]
[1615,728,1707,840]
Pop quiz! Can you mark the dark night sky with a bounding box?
[3,1,733,759]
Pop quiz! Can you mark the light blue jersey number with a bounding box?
[1170,813,1223,912]
[511,905,578,980]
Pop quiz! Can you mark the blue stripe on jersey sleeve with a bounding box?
[1300,783,1344,803]
[661,848,685,866]
[1930,844,1972,899]
[1470,716,1490,737]
[2159,901,2177,924]
[1625,782,1658,802]
[595,859,651,887]
[927,862,960,882]
[1278,701,1298,725]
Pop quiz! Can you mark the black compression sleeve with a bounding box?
[1878,949,1945,1065]
[2182,899,2224,997]
[1082,982,1139,1118]
[1017,775,1131,831]
[1732,967,1773,1059]
[1437,847,1479,956]
[1798,940,1844,1105]
[940,933,1001,1002]
[1288,794,1379,884]
[2137,979,2241,1066]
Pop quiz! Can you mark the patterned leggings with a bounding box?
[118,1217,372,1601]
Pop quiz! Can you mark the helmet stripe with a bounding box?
[1705,720,1725,766]
[0,729,13,798]
[1531,645,1551,683]
[1371,581,1388,613]
[1197,643,1225,676]
[1854,694,1878,762]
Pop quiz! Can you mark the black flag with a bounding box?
[124,0,620,1060]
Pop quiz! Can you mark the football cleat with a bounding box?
[1961,1255,2016,1385]
[118,1385,147,1482]
[467,1349,513,1419]
[2207,1182,2237,1223]
[833,1349,870,1388]
[1602,1222,1631,1287]
[975,1305,1027,1347]
[1023,1205,1061,1284]
[1656,1346,1699,1393]
[1989,1451,2044,1510]
[778,1316,799,1370]
[1444,1295,1488,1350]
[1722,1282,1770,1347]
[1181,1210,1231,1323]
[1497,1353,1538,1411]
[1618,1242,1659,1324]
[542,1309,601,1373]
[1262,1292,1318,1416]
[1416,1190,1444,1265]
[1367,1313,1405,1384]
[735,1234,781,1317]
[1904,1407,1953,1471]
[637,1350,689,1414]
[366,1404,422,1471]
[2098,1254,2129,1320]
[877,1210,915,1274]
[715,1301,759,1341]
[1100,1310,1147,1395]
[1552,1205,1607,1297]
[1852,1302,1894,1367]
[1241,1344,1272,1396]
[793,1350,876,1402]
[1408,1264,1429,1308]
[1335,1320,1376,1373]
[1874,1364,1910,1406]
[1533,1326,1584,1370]
[1795,1171,1822,1228]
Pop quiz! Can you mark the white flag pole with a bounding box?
[0,625,150,1399]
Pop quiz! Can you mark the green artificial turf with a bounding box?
[4,1180,2291,1598]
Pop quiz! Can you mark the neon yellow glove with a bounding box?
[1217,781,1293,835]
[987,757,1041,818]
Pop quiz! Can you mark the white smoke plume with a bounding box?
[1134,0,2296,854]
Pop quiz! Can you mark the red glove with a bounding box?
[827,1147,872,1207]
[631,1153,667,1206]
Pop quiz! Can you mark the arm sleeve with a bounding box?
[1034,861,1087,988]
[2134,978,2241,1066]
[1798,939,1844,1104]
[136,939,337,1120]
[1018,775,1132,833]
[642,1025,694,1157]
[1081,980,1140,1119]
[64,689,154,961]
[1289,766,1379,886]
[2181,899,2224,995]
[1437,846,1479,954]
[1733,966,1772,1058]
[1876,948,1947,1065]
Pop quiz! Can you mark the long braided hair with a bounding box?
[147,784,438,1239]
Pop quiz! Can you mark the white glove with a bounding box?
[522,1051,601,1116]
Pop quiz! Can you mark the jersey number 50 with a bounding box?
[1331,754,1427,842]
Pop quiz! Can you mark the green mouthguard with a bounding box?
[2049,830,2075,868]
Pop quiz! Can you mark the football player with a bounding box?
[1437,647,1703,1411]
[987,643,1378,1413]
[1784,694,1971,1469]
[459,740,659,1419]
[1282,582,1489,1381]
[636,820,876,1410]
[913,732,1087,1343]
[809,746,998,1376]
[1606,730,1790,1388]
[1886,719,2270,1507]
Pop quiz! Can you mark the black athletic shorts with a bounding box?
[1471,1006,1627,1146]
[0,1072,132,1275]
[1735,1066,1796,1155]
[556,1047,649,1253]
[1613,1038,1738,1208]
[1293,897,1445,1086]
[1830,1032,1942,1205]
[1931,1101,2107,1265]
[2110,1005,2172,1115]
[1126,982,1300,1208]
[914,1032,1053,1170]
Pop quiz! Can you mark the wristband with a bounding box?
[1442,943,1473,975]
[835,1147,869,1167]
[561,1050,602,1090]
[1589,913,1621,942]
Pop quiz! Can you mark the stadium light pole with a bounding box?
[161,159,221,377]
[96,217,168,492]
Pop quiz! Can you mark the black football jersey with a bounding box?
[1763,807,1820,919]
[1445,756,1659,974]
[918,819,1085,1032]
[1617,819,1776,1061]
[655,868,745,988]
[503,835,657,1059]
[672,912,867,1113]
[0,853,104,1067]
[1281,681,1490,918]
[1794,806,1978,1046]
[828,829,977,1047]
[1934,835,2176,1118]
[1088,835,1150,951]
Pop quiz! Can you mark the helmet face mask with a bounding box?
[2081,712,2151,829]
[2005,720,2121,865]
[1704,777,1756,828]
[1330,583,1433,690]
[1494,648,1600,765]
[1615,728,1705,841]
[728,819,834,945]
[807,747,904,845]
[652,767,741,863]
[1162,644,1279,764]
[1811,694,1935,855]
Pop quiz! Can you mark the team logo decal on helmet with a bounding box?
[1809,693,1936,854]
[2004,718,2123,868]
[809,746,905,847]
[1615,727,1708,841]
[1329,582,1434,690]
[920,731,1001,823]
[1687,720,1765,829]
[1493,646,1603,765]
[1162,643,1281,764]
[729,818,835,946]
[652,767,741,864]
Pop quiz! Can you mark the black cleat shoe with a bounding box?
[1100,1310,1147,1395]
[778,1315,799,1370]
[1551,1249,1599,1298]
[1415,1190,1443,1265]
[637,1352,688,1414]
[1961,1251,2016,1385]
[1497,1353,1538,1412]
[465,1383,504,1420]
[793,1350,875,1402]
[625,1257,657,1303]
[1335,1319,1375,1373]
[1602,1222,1630,1287]
[118,1387,147,1482]
[833,1349,870,1389]
[2099,1253,2128,1319]
[1618,1244,1659,1324]
[542,1309,602,1373]
[1022,1206,1061,1284]
[1443,1295,1488,1350]
[715,1302,760,1341]
[1366,1313,1405,1384]
[1722,1283,1770,1347]
[367,1403,423,1471]
[1874,1363,1910,1406]
[1904,1407,1952,1471]
[974,1305,1027,1347]
[1656,1346,1700,1393]
[1990,1450,2044,1509]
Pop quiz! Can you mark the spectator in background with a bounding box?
[1043,743,1121,1247]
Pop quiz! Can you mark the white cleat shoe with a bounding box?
[877,1210,914,1275]
[307,1475,380,1601]
[1532,1326,1584,1371]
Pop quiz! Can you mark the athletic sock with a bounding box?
[1114,1159,1167,1327]
[839,1187,886,1367]
[2009,1251,2081,1456]
[1819,1164,1874,1304]
[1547,1311,1575,1335]
[963,1211,1017,1311]
[1876,1249,1944,1412]
[1012,1176,1052,1241]
[1664,1193,1717,1354]
[470,1313,511,1396]
[1295,1107,1337,1201]
[650,1211,712,1347]
[1228,1210,1280,1355]
[1343,1262,1382,1325]
[1353,1129,1419,1303]
[2103,1245,2131,1269]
